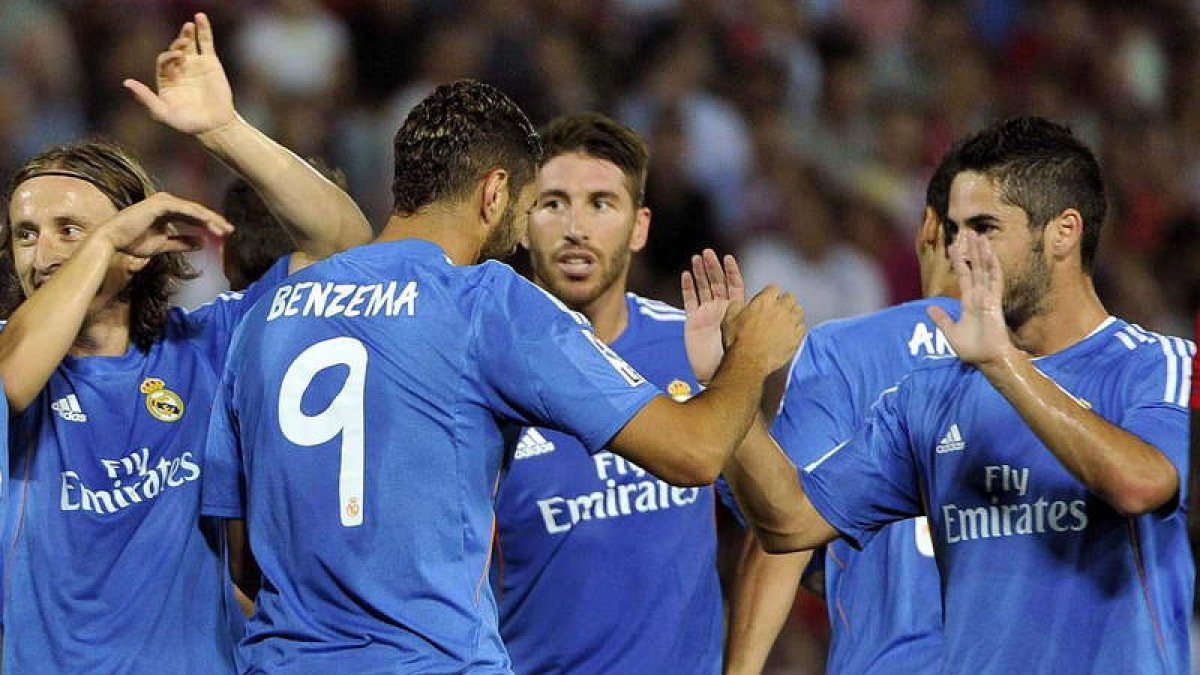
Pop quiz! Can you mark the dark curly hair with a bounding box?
[541,112,649,206]
[391,79,542,216]
[4,138,197,350]
[952,116,1106,272]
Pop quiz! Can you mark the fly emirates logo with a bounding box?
[941,464,1088,544]
[536,452,702,534]
[60,447,200,514]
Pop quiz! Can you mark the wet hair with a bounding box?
[540,112,650,205]
[4,138,196,350]
[391,79,541,216]
[952,116,1106,271]
[222,158,347,291]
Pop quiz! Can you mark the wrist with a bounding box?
[195,113,247,149]
[724,338,770,379]
[84,227,121,257]
[976,345,1027,382]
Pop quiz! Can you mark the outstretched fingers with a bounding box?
[701,248,729,300]
[196,13,217,55]
[681,270,699,315]
[722,254,746,305]
[691,253,713,303]
[123,78,166,119]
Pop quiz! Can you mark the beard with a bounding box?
[1002,239,1052,330]
[546,245,630,311]
[479,202,524,261]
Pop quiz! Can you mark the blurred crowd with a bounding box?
[3,0,1198,670]
[3,0,1199,334]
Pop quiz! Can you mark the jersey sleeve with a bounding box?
[772,330,861,466]
[200,363,245,519]
[717,330,861,526]
[179,255,292,368]
[799,381,923,549]
[474,271,660,455]
[1120,336,1195,514]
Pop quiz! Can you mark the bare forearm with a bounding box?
[723,417,838,552]
[609,340,769,486]
[0,236,116,410]
[725,535,809,675]
[981,350,1178,514]
[197,116,370,261]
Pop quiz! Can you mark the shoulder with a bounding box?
[627,293,686,338]
[1105,320,1195,406]
[807,297,959,357]
[471,261,590,332]
[628,294,686,324]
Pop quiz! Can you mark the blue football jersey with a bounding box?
[4,258,289,675]
[493,293,724,675]
[202,240,660,675]
[802,318,1195,674]
[771,297,958,675]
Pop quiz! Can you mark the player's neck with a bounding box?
[1011,275,1107,357]
[377,209,487,266]
[70,299,133,357]
[580,285,630,344]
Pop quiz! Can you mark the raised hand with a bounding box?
[94,192,234,259]
[682,249,746,383]
[724,285,806,375]
[927,229,1016,366]
[123,13,236,136]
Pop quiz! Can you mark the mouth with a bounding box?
[554,249,598,280]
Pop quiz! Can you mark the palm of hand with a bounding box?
[155,57,233,134]
[931,230,1015,367]
[684,297,729,383]
[942,304,1010,365]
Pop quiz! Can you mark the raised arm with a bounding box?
[124,13,371,273]
[0,195,232,410]
[929,231,1178,515]
[682,252,815,675]
[608,285,804,486]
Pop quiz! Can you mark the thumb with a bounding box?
[123,79,168,120]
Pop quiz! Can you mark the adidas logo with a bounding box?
[514,429,555,460]
[936,424,964,454]
[51,394,88,423]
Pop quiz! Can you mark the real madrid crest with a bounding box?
[140,377,185,423]
[667,379,693,402]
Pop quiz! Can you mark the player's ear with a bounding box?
[916,206,939,254]
[479,168,510,229]
[1048,208,1083,264]
[629,206,651,253]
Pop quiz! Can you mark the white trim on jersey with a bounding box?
[632,296,686,322]
[531,282,589,325]
[1169,336,1195,407]
[181,289,247,315]
[1150,333,1196,406]
[804,439,849,473]
[1158,336,1180,406]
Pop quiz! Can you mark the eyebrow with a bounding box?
[536,188,626,203]
[537,188,571,201]
[944,214,1001,230]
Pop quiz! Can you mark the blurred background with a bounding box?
[3,0,1197,671]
